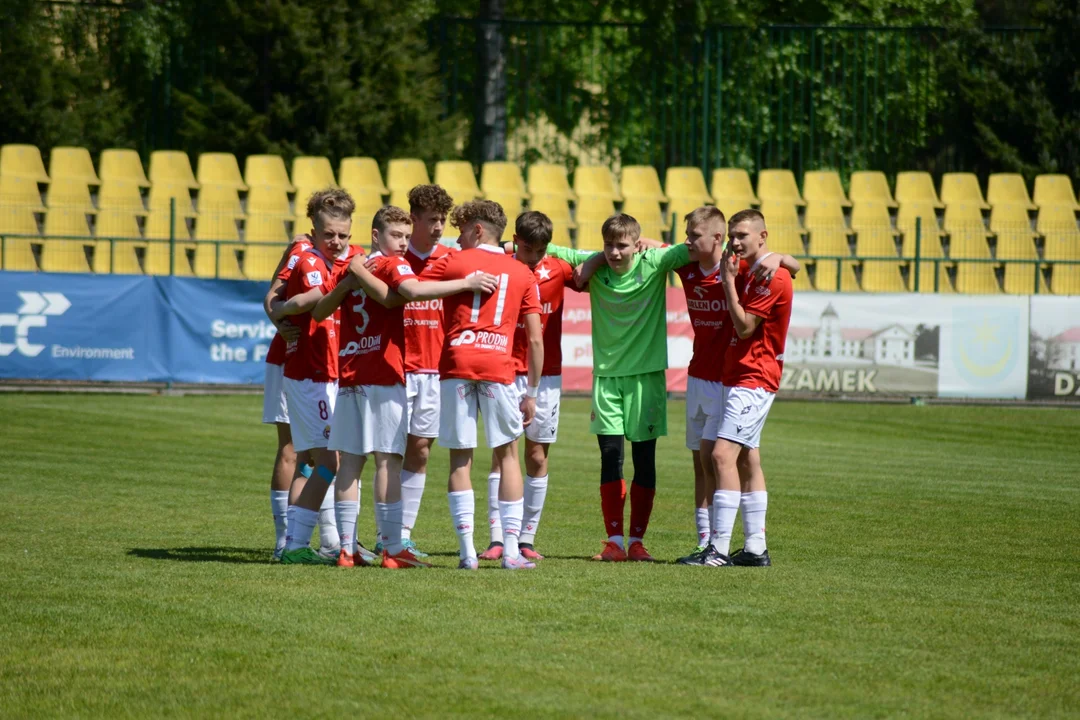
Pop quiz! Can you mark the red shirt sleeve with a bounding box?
[276,246,305,282]
[423,253,454,282]
[297,259,329,292]
[741,269,791,319]
[520,270,542,315]
[383,256,418,290]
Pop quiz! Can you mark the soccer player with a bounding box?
[425,200,544,570]
[309,206,498,568]
[479,211,576,561]
[545,214,692,562]
[688,208,793,567]
[674,207,799,559]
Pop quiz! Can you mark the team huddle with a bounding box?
[260,183,796,569]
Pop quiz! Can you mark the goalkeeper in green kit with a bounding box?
[546,213,691,562]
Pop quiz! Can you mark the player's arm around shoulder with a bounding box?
[546,243,597,269]
[650,241,693,273]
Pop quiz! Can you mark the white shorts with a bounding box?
[439,378,523,450]
[329,384,407,456]
[713,385,776,450]
[406,372,441,439]
[262,363,289,425]
[282,377,338,452]
[685,376,726,450]
[512,375,562,444]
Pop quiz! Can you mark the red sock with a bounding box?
[628,483,656,540]
[599,479,626,538]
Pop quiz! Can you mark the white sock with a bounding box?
[711,490,741,556]
[487,472,503,544]
[400,470,426,540]
[375,502,389,548]
[520,474,548,545]
[335,501,358,555]
[284,506,318,551]
[318,480,340,551]
[741,491,768,554]
[695,507,710,547]
[382,500,404,555]
[608,534,624,550]
[627,536,642,547]
[271,490,289,552]
[499,498,524,559]
[448,490,477,560]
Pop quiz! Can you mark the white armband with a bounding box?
[526,385,539,399]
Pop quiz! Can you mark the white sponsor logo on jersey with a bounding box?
[306,271,323,286]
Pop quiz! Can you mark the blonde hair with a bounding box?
[450,200,508,239]
[306,187,356,226]
[601,213,641,243]
[684,206,726,230]
[728,208,766,229]
[372,205,411,235]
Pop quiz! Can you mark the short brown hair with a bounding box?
[408,184,454,215]
[515,211,553,246]
[601,213,641,243]
[306,187,356,224]
[728,208,766,229]
[372,205,411,235]
[684,205,726,229]
[450,200,507,239]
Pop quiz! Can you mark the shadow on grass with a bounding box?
[128,547,271,564]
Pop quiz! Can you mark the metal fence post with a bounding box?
[914,217,921,292]
[169,197,176,276]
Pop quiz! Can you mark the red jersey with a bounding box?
[280,245,363,383]
[721,261,793,393]
[428,244,541,384]
[325,255,413,387]
[266,239,313,365]
[511,255,575,376]
[677,260,730,383]
[402,243,455,374]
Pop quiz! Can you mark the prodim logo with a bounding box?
[0,292,70,357]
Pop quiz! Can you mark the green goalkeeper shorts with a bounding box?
[589,370,668,442]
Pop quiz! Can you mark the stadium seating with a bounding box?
[1051,264,1080,294]
[757,169,804,206]
[807,229,851,257]
[849,171,897,208]
[802,170,850,207]
[148,182,197,217]
[575,195,615,222]
[791,268,814,291]
[713,197,757,222]
[987,173,1035,210]
[95,209,144,274]
[758,200,804,256]
[245,215,290,244]
[665,167,712,205]
[528,163,575,200]
[434,160,483,202]
[197,152,248,190]
[851,201,898,257]
[621,197,664,241]
[895,171,942,207]
[944,204,991,259]
[988,203,1035,234]
[576,220,605,251]
[861,260,907,292]
[149,150,199,189]
[813,258,859,292]
[529,193,575,228]
[574,166,621,201]
[195,214,240,242]
[480,161,529,200]
[98,180,147,214]
[710,169,758,204]
[199,184,245,218]
[995,232,1038,260]
[99,149,149,187]
[340,157,388,195]
[246,185,291,217]
[549,223,572,246]
[1,144,50,183]
[804,200,849,232]
[46,178,96,213]
[244,155,295,192]
[897,202,945,255]
[940,173,989,209]
[1002,263,1045,294]
[387,158,430,193]
[953,262,1000,293]
[486,191,525,216]
[42,208,94,273]
[0,176,47,211]
[913,261,953,292]
[49,147,100,185]
[1033,174,1079,210]
[621,166,667,202]
[1036,204,1079,237]
[388,189,410,210]
[0,208,41,271]
[292,156,335,189]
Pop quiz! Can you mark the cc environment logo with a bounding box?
[0,292,71,357]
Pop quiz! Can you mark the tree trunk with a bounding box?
[473,0,506,163]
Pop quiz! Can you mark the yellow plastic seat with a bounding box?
[529,193,576,228]
[388,189,411,210]
[244,155,295,192]
[149,151,198,189]
[713,196,758,223]
[1,144,49,182]
[989,203,1035,235]
[145,210,189,240]
[576,195,616,222]
[244,244,289,280]
[954,262,1000,293]
[757,169,804,206]
[95,209,144,274]
[485,191,525,217]
[1050,264,1080,294]
[0,207,41,235]
[665,167,712,205]
[0,176,46,211]
[850,201,895,233]
[386,158,430,192]
[245,215,290,244]
[49,147,99,185]
[195,214,240,242]
[549,223,572,246]
[1034,174,1079,210]
[987,173,1035,210]
[912,261,953,292]
[44,208,92,238]
[98,180,147,214]
[0,208,41,271]
[949,230,992,260]
[46,178,97,213]
[995,232,1037,261]
[198,184,245,218]
[434,161,482,202]
[480,161,529,200]
[622,197,664,228]
[94,209,142,240]
[575,220,605,251]
[849,171,897,208]
[197,153,248,191]
[861,261,907,292]
[99,149,149,187]
[1036,205,1079,234]
[895,172,942,208]
[813,259,859,292]
[764,223,805,257]
[667,197,710,235]
[621,166,667,202]
[42,209,93,272]
[792,268,814,291]
[291,156,335,189]
[898,203,945,256]
[191,241,244,279]
[528,163,575,200]
[803,170,850,207]
[246,185,292,217]
[943,203,988,233]
[350,212,374,248]
[710,169,758,204]
[148,182,197,217]
[142,210,192,275]
[758,200,802,228]
[807,229,851,257]
[804,201,849,232]
[574,166,621,201]
[854,228,898,258]
[941,173,988,210]
[1043,232,1080,261]
[1002,263,1044,294]
[340,157,388,195]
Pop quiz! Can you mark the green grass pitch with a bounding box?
[1,394,1078,717]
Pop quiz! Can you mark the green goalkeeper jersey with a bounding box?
[547,243,691,377]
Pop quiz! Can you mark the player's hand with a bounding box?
[520,395,536,427]
[290,233,312,246]
[636,237,664,251]
[364,256,381,271]
[720,247,737,283]
[275,319,300,343]
[466,272,499,294]
[573,264,594,289]
[754,252,782,284]
[348,254,370,277]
